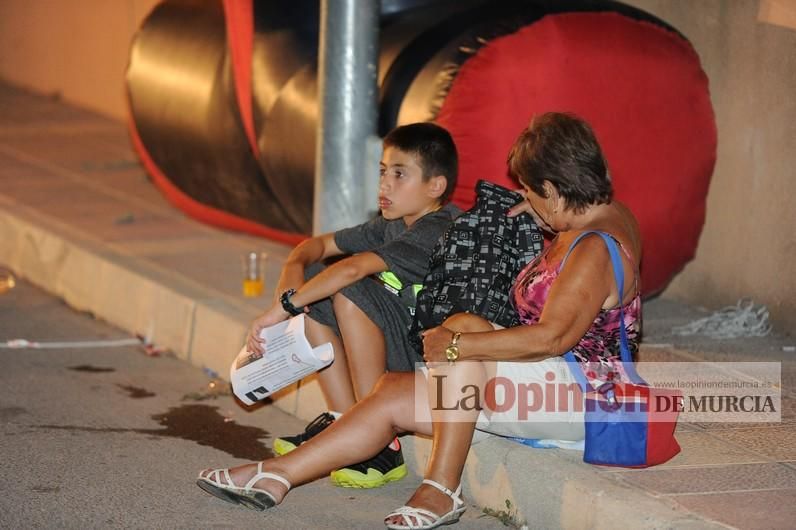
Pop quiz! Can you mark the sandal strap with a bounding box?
[201,468,237,488]
[244,461,292,492]
[386,505,438,528]
[421,479,463,507]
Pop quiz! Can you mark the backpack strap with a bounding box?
[560,231,646,391]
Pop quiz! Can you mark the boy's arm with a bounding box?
[246,240,388,355]
[287,251,387,310]
[273,233,342,302]
[246,233,343,354]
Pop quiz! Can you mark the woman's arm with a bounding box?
[423,236,613,363]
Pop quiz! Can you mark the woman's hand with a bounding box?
[508,188,551,233]
[421,326,456,363]
[507,189,533,218]
[246,304,290,355]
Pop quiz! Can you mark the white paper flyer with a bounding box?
[230,314,334,405]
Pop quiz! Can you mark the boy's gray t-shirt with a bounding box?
[304,203,460,371]
[333,203,461,285]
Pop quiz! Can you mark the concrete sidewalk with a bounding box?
[1,80,794,529]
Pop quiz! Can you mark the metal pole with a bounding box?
[313,0,381,234]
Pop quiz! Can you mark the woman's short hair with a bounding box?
[507,112,612,212]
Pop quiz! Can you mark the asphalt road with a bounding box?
[0,279,502,529]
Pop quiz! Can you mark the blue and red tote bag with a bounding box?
[563,232,681,468]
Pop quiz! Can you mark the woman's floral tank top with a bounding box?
[512,234,641,369]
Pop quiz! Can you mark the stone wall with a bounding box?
[626,0,796,333]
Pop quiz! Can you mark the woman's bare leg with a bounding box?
[304,316,357,412]
[333,293,387,400]
[201,372,432,502]
[387,313,494,524]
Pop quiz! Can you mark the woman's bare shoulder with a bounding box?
[612,202,642,258]
[586,202,641,260]
[551,202,641,263]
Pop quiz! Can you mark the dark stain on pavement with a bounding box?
[68,365,115,373]
[32,404,273,461]
[0,406,27,421]
[149,405,273,460]
[116,384,155,398]
[31,485,60,494]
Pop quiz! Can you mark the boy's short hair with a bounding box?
[507,112,612,213]
[383,122,458,203]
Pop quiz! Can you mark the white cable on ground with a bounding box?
[1,338,142,349]
[671,298,772,339]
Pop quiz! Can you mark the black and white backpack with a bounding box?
[409,180,545,354]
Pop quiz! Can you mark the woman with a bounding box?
[197,112,642,529]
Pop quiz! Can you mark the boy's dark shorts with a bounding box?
[303,263,423,372]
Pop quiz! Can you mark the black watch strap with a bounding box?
[280,288,305,316]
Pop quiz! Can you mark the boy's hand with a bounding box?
[246,304,290,355]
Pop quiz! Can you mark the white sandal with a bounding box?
[384,479,466,529]
[196,462,291,511]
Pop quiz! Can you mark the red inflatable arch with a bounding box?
[436,12,716,296]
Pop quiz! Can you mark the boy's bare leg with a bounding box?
[204,372,431,501]
[333,293,387,400]
[386,313,492,524]
[304,317,356,412]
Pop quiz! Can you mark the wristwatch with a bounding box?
[280,288,305,316]
[445,332,462,363]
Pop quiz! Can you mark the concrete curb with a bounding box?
[402,435,723,529]
[0,196,320,413]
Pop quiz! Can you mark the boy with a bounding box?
[246,122,460,488]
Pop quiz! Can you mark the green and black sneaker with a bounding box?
[273,412,336,456]
[330,439,407,488]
